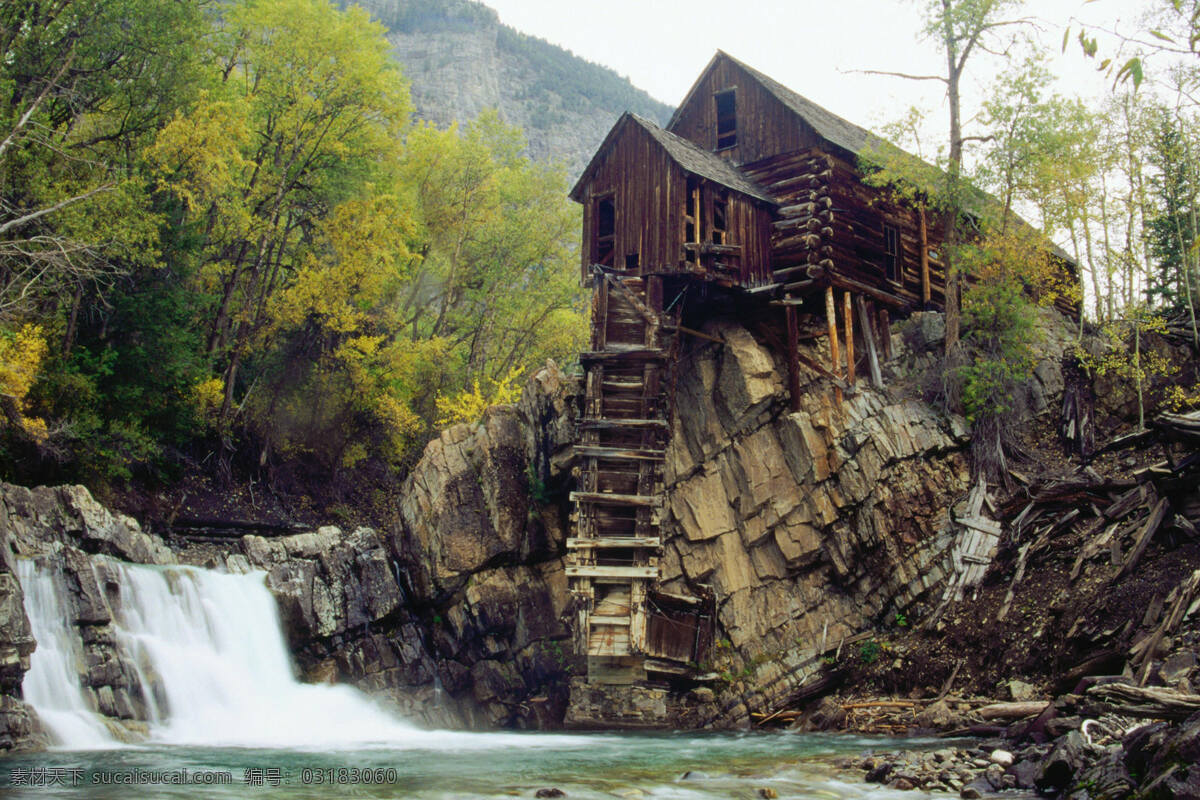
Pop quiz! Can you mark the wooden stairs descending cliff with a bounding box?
[567,267,675,683]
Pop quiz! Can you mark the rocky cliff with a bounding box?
[357,0,673,177]
[0,312,1082,748]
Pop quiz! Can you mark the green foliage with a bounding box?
[893,612,908,628]
[0,0,589,490]
[955,270,1037,424]
[857,641,881,665]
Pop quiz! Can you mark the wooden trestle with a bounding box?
[568,267,675,682]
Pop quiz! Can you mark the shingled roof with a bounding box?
[569,113,776,205]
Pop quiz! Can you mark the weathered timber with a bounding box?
[566,537,663,549]
[1114,497,1169,581]
[575,445,666,461]
[855,294,883,388]
[566,565,660,579]
[842,291,855,387]
[579,348,667,362]
[824,285,843,405]
[1085,683,1200,721]
[976,701,1050,720]
[786,306,801,412]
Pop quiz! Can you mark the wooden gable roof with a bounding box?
[569,112,776,205]
[667,51,884,161]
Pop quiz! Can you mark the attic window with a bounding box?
[594,195,615,267]
[715,89,736,150]
[883,223,901,283]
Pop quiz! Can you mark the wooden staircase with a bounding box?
[568,267,674,681]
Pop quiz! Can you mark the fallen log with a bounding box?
[975,701,1050,720]
[1085,683,1200,721]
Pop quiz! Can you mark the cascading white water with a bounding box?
[20,556,594,753]
[17,560,118,749]
[107,561,428,748]
[18,559,424,749]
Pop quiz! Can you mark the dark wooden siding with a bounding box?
[668,58,820,166]
[580,124,685,280]
[577,122,774,287]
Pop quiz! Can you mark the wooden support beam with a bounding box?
[878,308,893,360]
[828,272,910,310]
[575,445,665,461]
[579,348,666,363]
[570,491,662,507]
[786,306,801,412]
[567,537,662,549]
[856,295,884,388]
[566,565,660,579]
[842,291,855,388]
[919,204,931,308]
[577,418,669,431]
[593,281,608,350]
[824,286,843,405]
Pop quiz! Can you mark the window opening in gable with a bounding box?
[715,89,737,150]
[594,195,615,267]
[883,223,901,283]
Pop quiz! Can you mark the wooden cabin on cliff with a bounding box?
[565,51,1074,685]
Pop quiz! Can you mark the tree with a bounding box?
[0,0,203,325]
[915,0,1028,354]
[145,0,413,472]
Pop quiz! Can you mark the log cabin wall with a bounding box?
[742,146,949,311]
[668,58,822,166]
[579,123,685,281]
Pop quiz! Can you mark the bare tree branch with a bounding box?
[852,68,949,83]
[0,183,115,236]
[0,50,76,160]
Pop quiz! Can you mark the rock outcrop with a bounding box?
[0,311,1082,743]
[358,0,672,178]
[0,484,178,749]
[646,320,971,724]
[391,362,579,727]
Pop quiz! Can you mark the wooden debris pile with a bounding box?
[838,700,921,735]
[993,410,1200,622]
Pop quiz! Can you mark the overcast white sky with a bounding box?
[477,0,1163,150]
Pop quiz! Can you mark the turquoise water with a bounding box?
[0,732,932,799]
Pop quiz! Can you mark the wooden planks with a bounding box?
[568,272,673,677]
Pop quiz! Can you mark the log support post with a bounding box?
[919,205,931,309]
[878,307,892,360]
[842,291,855,388]
[856,295,884,388]
[786,306,801,412]
[824,286,843,404]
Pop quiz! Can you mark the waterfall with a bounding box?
[17,560,117,749]
[18,558,426,750]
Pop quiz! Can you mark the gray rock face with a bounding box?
[0,484,181,751]
[657,319,970,723]
[390,361,579,727]
[362,0,672,179]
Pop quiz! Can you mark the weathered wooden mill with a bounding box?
[565,51,1072,685]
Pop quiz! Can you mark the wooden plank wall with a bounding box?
[668,58,821,165]
[580,125,685,280]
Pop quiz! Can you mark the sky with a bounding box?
[476,0,1164,150]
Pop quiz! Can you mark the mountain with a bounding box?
[356,0,674,177]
